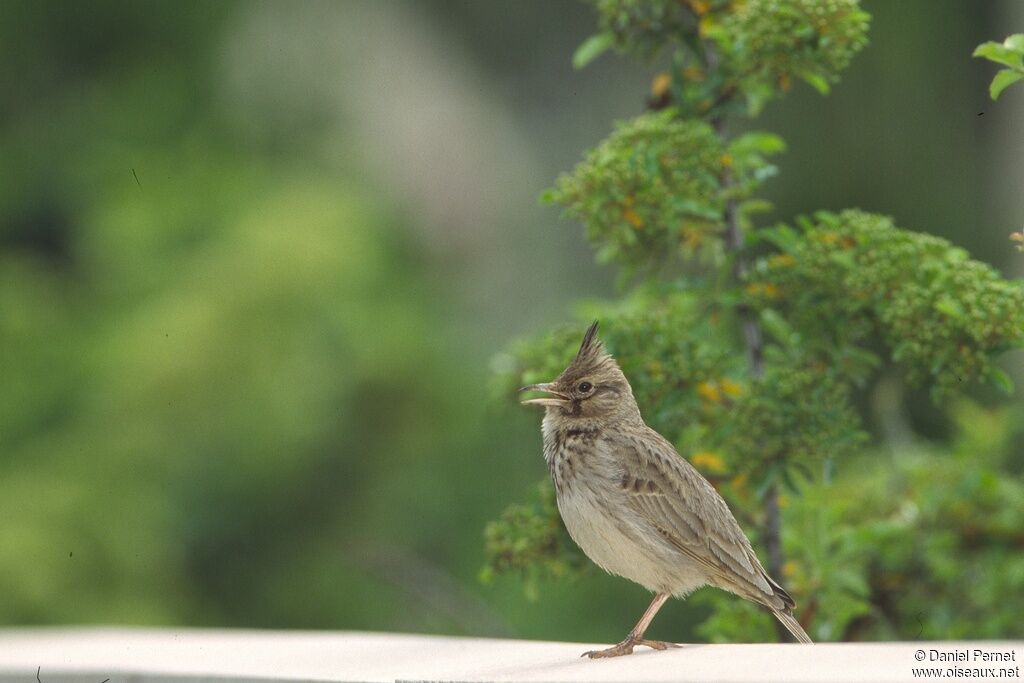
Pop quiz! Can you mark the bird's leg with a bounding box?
[582,592,681,658]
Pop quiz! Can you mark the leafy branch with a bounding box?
[974,34,1024,100]
[484,1,1024,643]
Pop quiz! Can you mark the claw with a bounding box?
[582,637,680,658]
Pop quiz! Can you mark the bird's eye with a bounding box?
[578,381,593,393]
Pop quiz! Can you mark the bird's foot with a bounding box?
[582,636,681,659]
[636,639,681,651]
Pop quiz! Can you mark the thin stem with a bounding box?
[704,54,788,640]
[717,129,788,642]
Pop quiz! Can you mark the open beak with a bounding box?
[518,382,569,407]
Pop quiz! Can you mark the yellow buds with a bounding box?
[720,378,744,397]
[681,226,705,249]
[683,66,705,82]
[696,381,722,403]
[691,451,727,473]
[697,378,744,403]
[685,0,711,16]
[698,15,717,37]
[744,282,780,299]
[651,72,672,99]
[730,472,749,496]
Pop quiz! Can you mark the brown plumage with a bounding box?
[520,321,812,658]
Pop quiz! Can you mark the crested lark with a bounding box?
[519,321,812,658]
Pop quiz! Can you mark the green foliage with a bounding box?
[860,402,1024,639]
[545,111,783,271]
[0,147,455,624]
[697,491,876,644]
[544,113,726,270]
[818,401,1024,640]
[485,0,1024,644]
[573,32,615,69]
[730,356,865,483]
[973,34,1023,261]
[754,211,1024,399]
[587,0,699,61]
[583,0,869,117]
[481,482,587,600]
[0,4,487,631]
[710,0,871,111]
[704,400,1024,642]
[974,34,1024,100]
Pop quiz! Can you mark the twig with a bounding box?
[702,40,790,642]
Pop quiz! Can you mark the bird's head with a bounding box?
[519,321,640,423]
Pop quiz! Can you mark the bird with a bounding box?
[518,321,812,658]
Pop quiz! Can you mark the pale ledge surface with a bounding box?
[0,628,1020,683]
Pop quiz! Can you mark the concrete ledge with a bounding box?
[0,628,1020,683]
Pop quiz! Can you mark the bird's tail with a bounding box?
[772,609,814,644]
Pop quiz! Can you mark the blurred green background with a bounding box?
[1,0,1022,641]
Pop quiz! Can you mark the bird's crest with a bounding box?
[566,320,614,377]
[575,320,602,362]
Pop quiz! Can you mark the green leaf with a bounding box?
[754,464,780,500]
[828,251,856,269]
[538,188,558,204]
[676,198,724,221]
[990,68,1024,100]
[739,199,775,216]
[796,215,816,231]
[779,465,801,494]
[573,33,613,70]
[761,308,796,346]
[744,86,772,116]
[986,366,1015,395]
[943,247,968,264]
[848,347,881,370]
[799,71,831,95]
[1005,34,1024,53]
[731,131,787,156]
[756,224,799,251]
[934,296,965,320]
[595,243,618,263]
[973,41,1024,69]
[841,347,881,384]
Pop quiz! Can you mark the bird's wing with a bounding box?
[611,428,781,605]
